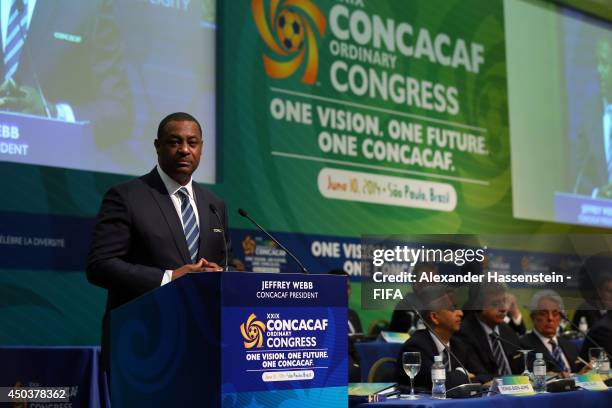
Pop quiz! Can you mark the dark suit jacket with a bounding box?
[1,0,131,147]
[395,329,490,390]
[572,303,606,329]
[456,313,523,376]
[519,332,580,373]
[87,168,231,370]
[580,311,612,361]
[506,315,526,336]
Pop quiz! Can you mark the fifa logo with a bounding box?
[252,0,327,84]
[240,313,266,349]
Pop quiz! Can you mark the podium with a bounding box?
[111,272,348,407]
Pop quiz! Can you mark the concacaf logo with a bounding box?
[252,0,326,84]
[240,313,266,349]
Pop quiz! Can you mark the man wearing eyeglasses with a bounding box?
[520,290,582,375]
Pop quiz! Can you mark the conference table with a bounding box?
[355,338,586,382]
[350,388,612,408]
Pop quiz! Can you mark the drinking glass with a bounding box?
[518,349,532,378]
[402,351,421,400]
[589,348,604,371]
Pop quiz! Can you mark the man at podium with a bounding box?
[86,112,232,373]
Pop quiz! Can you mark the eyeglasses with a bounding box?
[533,310,561,318]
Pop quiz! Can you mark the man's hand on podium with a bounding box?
[172,258,223,280]
[0,78,55,117]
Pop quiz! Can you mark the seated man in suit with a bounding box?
[580,311,612,362]
[395,286,490,390]
[573,255,612,329]
[520,290,582,376]
[457,283,523,377]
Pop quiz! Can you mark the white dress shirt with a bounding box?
[533,329,571,372]
[156,165,200,286]
[428,330,468,374]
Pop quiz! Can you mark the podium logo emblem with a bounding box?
[240,313,266,349]
[252,0,327,84]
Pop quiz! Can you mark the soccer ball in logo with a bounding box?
[277,9,304,52]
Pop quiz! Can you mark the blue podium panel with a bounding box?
[0,111,93,169]
[111,272,348,407]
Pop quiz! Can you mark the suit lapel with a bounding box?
[194,184,212,261]
[145,169,191,264]
[422,330,439,359]
[471,315,496,368]
[531,333,558,369]
[16,0,56,84]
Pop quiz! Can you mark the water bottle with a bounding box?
[533,353,547,393]
[579,316,588,336]
[431,355,446,399]
[598,353,610,380]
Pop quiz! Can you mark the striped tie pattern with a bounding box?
[442,349,452,371]
[490,333,511,376]
[178,187,199,263]
[4,0,28,80]
[549,339,567,372]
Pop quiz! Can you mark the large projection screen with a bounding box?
[0,0,217,183]
[508,0,612,227]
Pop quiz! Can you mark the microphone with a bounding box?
[559,311,607,358]
[412,309,472,384]
[209,204,229,271]
[238,208,309,274]
[489,331,564,373]
[411,309,483,398]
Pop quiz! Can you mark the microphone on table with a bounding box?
[559,311,607,357]
[412,309,473,383]
[411,309,482,398]
[489,331,577,392]
[489,331,564,373]
[209,204,229,271]
[237,208,309,274]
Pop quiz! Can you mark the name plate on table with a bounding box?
[492,376,534,396]
[574,373,607,391]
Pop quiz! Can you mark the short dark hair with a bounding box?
[417,285,456,324]
[328,268,348,276]
[157,112,202,140]
[471,282,507,310]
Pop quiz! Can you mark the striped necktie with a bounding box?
[490,333,511,376]
[442,349,452,371]
[4,0,28,80]
[178,187,199,263]
[549,339,567,372]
